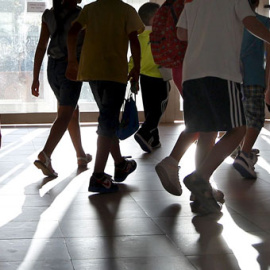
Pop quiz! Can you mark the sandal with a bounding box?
[34,151,58,178]
[77,153,92,167]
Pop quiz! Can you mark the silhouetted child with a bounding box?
[130,2,171,153]
[32,0,91,177]
[66,0,144,193]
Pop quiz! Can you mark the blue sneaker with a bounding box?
[114,159,137,182]
[88,173,118,193]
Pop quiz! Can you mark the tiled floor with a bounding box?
[1,123,270,270]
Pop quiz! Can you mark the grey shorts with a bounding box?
[183,77,246,132]
[90,80,126,138]
[242,85,265,130]
[47,57,82,107]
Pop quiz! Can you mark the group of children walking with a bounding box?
[31,0,270,216]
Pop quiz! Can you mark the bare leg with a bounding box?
[197,126,246,180]
[67,106,86,158]
[241,127,260,154]
[195,132,217,169]
[170,130,198,162]
[93,135,112,173]
[37,105,75,170]
[110,136,124,165]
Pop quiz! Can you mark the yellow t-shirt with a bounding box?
[76,0,145,84]
[129,27,162,78]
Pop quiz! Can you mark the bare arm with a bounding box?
[31,22,50,97]
[66,21,83,81]
[243,16,270,44]
[128,31,141,91]
[177,27,188,41]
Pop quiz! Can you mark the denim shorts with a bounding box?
[89,80,126,137]
[47,57,82,107]
[242,85,265,130]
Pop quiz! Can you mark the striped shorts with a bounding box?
[242,85,265,130]
[183,77,246,133]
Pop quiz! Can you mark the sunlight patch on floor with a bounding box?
[220,206,261,270]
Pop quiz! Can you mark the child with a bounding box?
[66,0,145,193]
[130,2,171,153]
[233,0,270,179]
[31,0,91,177]
[172,0,270,214]
[155,0,215,198]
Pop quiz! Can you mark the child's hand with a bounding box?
[128,67,140,94]
[66,61,78,81]
[130,81,139,94]
[128,67,139,83]
[31,80,40,97]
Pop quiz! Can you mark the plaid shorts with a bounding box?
[242,85,265,130]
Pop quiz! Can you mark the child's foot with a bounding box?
[88,173,118,193]
[183,172,221,215]
[34,151,58,177]
[114,158,137,182]
[155,156,182,196]
[77,153,92,167]
[190,188,225,214]
[233,151,257,179]
[134,128,153,153]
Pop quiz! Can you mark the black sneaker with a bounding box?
[88,173,118,193]
[151,140,161,149]
[134,129,153,153]
[150,129,161,149]
[114,159,137,182]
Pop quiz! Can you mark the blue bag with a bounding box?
[117,93,139,140]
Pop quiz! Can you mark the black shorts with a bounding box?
[90,80,126,138]
[47,57,82,107]
[183,77,246,132]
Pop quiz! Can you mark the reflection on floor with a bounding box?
[1,123,270,270]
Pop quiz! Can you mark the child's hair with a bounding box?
[53,0,65,32]
[138,2,160,26]
[248,0,259,6]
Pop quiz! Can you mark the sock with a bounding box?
[93,172,104,179]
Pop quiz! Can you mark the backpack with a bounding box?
[150,0,187,69]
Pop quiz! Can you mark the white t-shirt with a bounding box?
[177,0,255,83]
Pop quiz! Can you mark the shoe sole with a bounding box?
[155,163,182,196]
[88,185,119,193]
[233,161,257,179]
[184,174,221,215]
[34,160,58,178]
[134,133,152,153]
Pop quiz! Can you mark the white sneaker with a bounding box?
[155,156,182,196]
[190,187,225,204]
[233,151,257,179]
